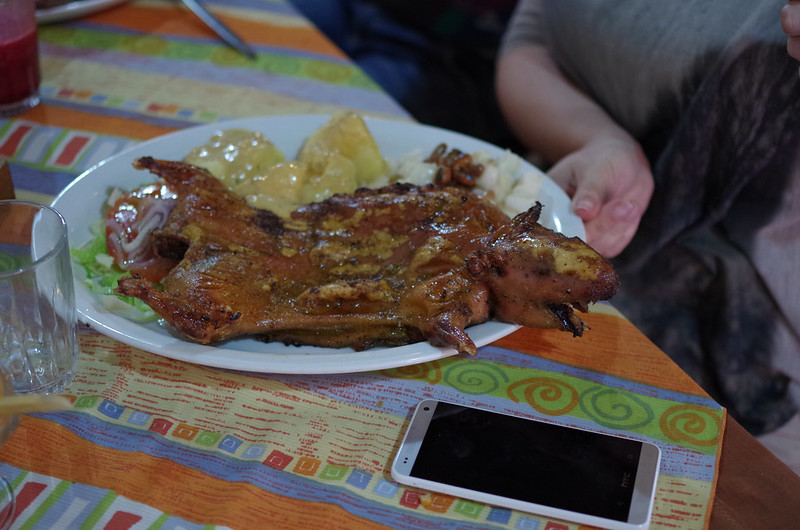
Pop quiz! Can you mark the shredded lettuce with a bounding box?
[70,220,159,322]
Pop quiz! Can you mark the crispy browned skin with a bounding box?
[116,157,618,355]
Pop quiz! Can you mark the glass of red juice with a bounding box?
[0,0,41,117]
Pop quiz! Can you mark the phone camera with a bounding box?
[423,406,430,411]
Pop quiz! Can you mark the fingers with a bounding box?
[578,172,652,258]
[782,1,800,36]
[583,197,647,258]
[548,157,604,221]
[546,139,654,257]
[581,221,638,258]
[573,195,601,221]
[568,166,651,226]
[782,1,800,75]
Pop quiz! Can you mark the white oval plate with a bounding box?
[52,115,583,374]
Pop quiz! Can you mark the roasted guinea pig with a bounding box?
[115,157,619,356]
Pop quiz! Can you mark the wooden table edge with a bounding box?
[709,412,800,528]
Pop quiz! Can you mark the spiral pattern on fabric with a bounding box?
[579,386,655,430]
[507,377,579,416]
[660,404,722,447]
[379,361,442,385]
[443,362,509,395]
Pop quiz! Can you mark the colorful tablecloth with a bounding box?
[0,310,723,529]
[0,1,723,528]
[7,0,408,205]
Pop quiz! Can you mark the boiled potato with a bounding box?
[301,153,358,204]
[232,155,359,217]
[185,114,390,218]
[231,161,308,217]
[185,129,284,188]
[297,113,388,186]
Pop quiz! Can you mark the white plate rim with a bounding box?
[52,114,582,374]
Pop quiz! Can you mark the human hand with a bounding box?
[547,137,654,258]
[782,0,800,70]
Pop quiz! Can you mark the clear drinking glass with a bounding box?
[0,0,42,117]
[0,370,18,530]
[0,200,78,394]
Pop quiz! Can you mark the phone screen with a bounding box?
[401,401,657,523]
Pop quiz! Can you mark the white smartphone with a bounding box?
[392,400,661,530]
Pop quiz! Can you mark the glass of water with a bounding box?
[0,369,18,529]
[0,200,78,394]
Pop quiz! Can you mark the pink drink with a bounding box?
[0,29,40,106]
[0,0,41,116]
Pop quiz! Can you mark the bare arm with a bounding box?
[496,44,654,257]
[496,45,630,162]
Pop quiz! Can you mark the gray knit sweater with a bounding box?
[501,0,787,137]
